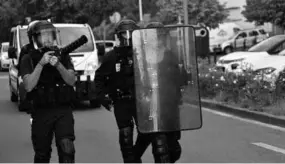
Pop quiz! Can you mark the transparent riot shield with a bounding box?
[132,26,202,133]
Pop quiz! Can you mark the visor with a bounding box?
[33,28,61,48]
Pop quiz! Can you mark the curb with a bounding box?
[201,98,285,128]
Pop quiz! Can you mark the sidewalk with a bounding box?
[201,98,285,128]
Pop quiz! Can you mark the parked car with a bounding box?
[220,28,268,54]
[95,40,116,53]
[0,42,10,71]
[8,22,100,111]
[216,35,285,84]
[209,22,242,54]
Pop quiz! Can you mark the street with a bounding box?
[0,71,285,163]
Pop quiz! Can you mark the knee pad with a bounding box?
[152,134,168,155]
[152,134,171,163]
[119,126,133,147]
[57,138,75,163]
[119,127,137,163]
[34,151,51,163]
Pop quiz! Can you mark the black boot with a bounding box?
[152,133,171,163]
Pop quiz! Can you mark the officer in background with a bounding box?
[133,22,182,163]
[20,20,76,163]
[94,19,173,163]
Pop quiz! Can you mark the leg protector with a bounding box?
[168,140,181,163]
[56,138,75,163]
[34,151,52,163]
[151,133,171,163]
[119,126,138,163]
[134,132,152,162]
[167,132,182,163]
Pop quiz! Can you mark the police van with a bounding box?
[8,22,100,111]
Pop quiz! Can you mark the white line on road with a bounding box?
[0,76,8,79]
[203,107,285,132]
[252,142,285,155]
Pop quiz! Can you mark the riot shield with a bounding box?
[132,26,202,133]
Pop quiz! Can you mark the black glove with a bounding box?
[101,95,113,111]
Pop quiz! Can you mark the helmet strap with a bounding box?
[32,37,39,50]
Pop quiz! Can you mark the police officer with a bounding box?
[20,20,76,163]
[133,22,182,163]
[95,19,173,163]
[94,19,140,163]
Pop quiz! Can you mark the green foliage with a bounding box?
[0,0,228,43]
[242,0,285,27]
[198,58,285,115]
[155,0,228,28]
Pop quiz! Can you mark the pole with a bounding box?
[139,0,143,22]
[183,0,191,70]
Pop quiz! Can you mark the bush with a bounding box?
[198,59,285,115]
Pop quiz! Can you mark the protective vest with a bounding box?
[108,47,135,100]
[28,50,75,109]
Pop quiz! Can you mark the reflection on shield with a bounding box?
[132,26,202,133]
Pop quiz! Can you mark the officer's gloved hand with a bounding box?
[49,56,60,67]
[101,95,113,112]
[39,51,53,66]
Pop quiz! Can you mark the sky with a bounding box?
[218,0,247,8]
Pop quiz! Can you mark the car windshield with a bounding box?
[20,26,94,53]
[248,35,285,52]
[96,42,114,48]
[2,44,9,52]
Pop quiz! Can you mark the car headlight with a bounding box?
[84,62,98,75]
[254,67,276,75]
[1,55,7,60]
[218,58,245,64]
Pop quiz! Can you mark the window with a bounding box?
[271,41,285,54]
[249,31,259,36]
[236,32,247,39]
[2,44,9,52]
[259,29,266,35]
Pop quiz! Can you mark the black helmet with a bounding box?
[145,22,164,28]
[114,19,138,47]
[27,20,60,49]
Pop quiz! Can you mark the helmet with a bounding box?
[145,22,164,28]
[27,20,60,49]
[114,19,139,47]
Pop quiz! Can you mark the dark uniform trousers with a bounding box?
[31,108,75,163]
[113,97,180,163]
[134,131,182,163]
[113,98,140,163]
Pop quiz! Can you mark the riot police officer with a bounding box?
[94,19,172,163]
[133,22,182,163]
[20,20,76,163]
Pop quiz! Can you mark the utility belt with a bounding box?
[112,88,135,100]
[29,83,75,109]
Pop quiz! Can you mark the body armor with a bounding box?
[28,49,75,109]
[108,47,135,101]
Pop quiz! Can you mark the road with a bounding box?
[0,71,285,163]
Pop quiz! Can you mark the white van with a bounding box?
[209,22,242,53]
[8,23,100,111]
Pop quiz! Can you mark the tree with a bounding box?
[155,0,228,29]
[242,0,285,27]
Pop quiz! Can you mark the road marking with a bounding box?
[203,107,285,132]
[0,76,8,79]
[252,142,285,155]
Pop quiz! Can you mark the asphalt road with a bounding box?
[0,71,285,163]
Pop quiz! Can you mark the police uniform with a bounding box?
[95,46,139,163]
[20,20,76,163]
[95,20,173,163]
